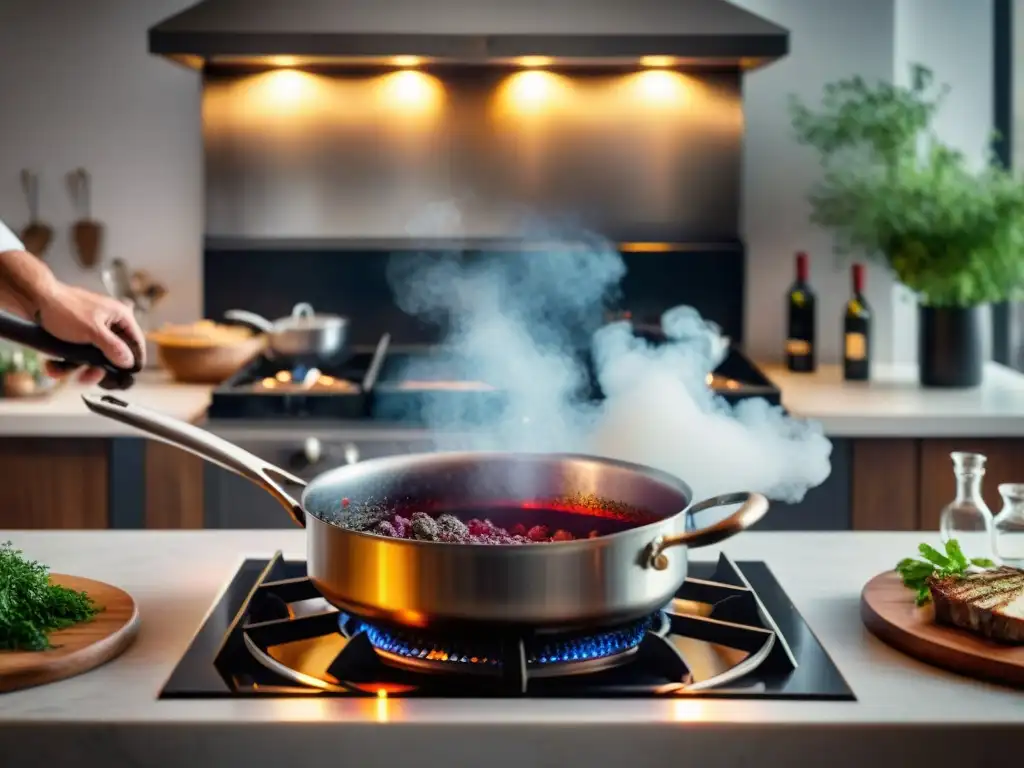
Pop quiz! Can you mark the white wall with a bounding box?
[735,0,896,365]
[891,0,995,364]
[738,0,994,365]
[0,0,995,365]
[0,0,202,329]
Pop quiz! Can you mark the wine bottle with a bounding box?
[786,252,816,372]
[843,263,871,381]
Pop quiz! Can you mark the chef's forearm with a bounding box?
[0,249,58,318]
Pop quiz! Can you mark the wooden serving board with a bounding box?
[0,574,139,693]
[861,570,1024,688]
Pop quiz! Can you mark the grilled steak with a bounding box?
[928,566,1024,645]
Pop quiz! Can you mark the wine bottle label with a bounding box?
[786,339,811,356]
[845,332,867,361]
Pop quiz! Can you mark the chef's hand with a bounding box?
[36,284,146,386]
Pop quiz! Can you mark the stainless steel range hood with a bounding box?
[150,0,789,70]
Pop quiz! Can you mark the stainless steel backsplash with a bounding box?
[203,68,742,242]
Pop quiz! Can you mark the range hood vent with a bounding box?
[150,0,789,70]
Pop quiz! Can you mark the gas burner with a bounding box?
[159,553,855,700]
[339,613,667,677]
[253,365,359,394]
[207,338,387,419]
[206,336,780,422]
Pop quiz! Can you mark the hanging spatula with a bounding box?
[67,168,103,268]
[18,170,52,257]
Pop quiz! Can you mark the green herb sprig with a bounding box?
[0,541,100,651]
[896,539,996,606]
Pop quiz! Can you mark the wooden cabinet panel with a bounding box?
[851,439,919,530]
[0,439,108,529]
[145,441,204,529]
[919,439,1024,531]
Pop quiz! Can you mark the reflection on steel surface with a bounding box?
[203,69,742,242]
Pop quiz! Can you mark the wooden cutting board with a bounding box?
[861,570,1024,688]
[0,574,139,693]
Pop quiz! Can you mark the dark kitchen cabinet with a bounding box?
[8,433,1020,532]
[850,439,919,530]
[204,465,293,529]
[849,437,1024,530]
[0,436,205,530]
[203,437,438,529]
[918,438,1024,530]
[753,438,852,531]
[144,440,205,528]
[0,438,110,529]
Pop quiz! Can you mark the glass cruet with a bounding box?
[993,483,1024,567]
[938,452,995,562]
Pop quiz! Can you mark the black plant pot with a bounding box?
[918,305,985,388]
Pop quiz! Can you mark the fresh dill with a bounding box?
[0,541,100,651]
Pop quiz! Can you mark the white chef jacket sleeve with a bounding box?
[0,219,24,253]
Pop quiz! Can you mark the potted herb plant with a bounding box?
[0,344,45,397]
[789,65,1024,387]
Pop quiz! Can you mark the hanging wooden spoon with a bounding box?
[18,170,52,258]
[67,168,103,268]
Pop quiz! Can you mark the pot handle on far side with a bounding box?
[645,492,768,571]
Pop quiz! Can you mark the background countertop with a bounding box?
[761,361,1024,436]
[0,371,212,435]
[0,531,1017,767]
[2,362,1024,438]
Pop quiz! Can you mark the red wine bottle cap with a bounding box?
[852,263,865,293]
[796,252,809,281]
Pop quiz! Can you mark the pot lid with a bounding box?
[276,303,346,329]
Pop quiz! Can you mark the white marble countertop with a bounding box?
[0,371,212,436]
[0,531,1018,767]
[761,361,1024,437]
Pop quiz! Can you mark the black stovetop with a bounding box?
[207,340,780,422]
[160,553,853,700]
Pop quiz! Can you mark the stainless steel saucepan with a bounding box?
[223,303,348,365]
[83,393,768,631]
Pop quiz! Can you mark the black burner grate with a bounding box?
[157,553,854,700]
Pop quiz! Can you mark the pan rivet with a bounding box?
[648,537,669,570]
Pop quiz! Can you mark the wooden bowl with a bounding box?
[149,323,266,384]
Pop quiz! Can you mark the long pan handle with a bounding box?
[0,311,141,389]
[82,393,308,527]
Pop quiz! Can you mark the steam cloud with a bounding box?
[386,205,832,505]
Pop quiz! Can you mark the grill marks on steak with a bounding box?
[928,566,1024,645]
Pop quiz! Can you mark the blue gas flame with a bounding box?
[342,613,654,668]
